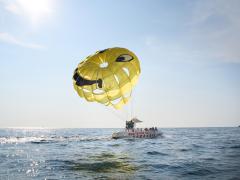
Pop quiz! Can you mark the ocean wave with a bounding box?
[192,144,203,148]
[180,162,220,177]
[230,145,240,149]
[109,143,121,147]
[146,151,168,156]
[181,168,214,176]
[146,163,174,169]
[200,157,215,161]
[179,148,192,152]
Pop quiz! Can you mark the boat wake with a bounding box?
[0,135,110,144]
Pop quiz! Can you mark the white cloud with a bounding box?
[186,0,240,63]
[2,0,54,27]
[0,32,44,49]
[146,0,240,64]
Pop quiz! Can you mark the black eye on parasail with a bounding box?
[116,54,134,62]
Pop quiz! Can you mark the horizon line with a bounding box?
[1,126,239,129]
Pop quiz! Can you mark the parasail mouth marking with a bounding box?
[73,70,102,88]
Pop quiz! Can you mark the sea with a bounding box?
[0,128,240,180]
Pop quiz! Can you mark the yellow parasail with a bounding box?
[73,47,141,109]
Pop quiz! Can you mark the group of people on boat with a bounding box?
[126,120,135,129]
[125,120,158,132]
[145,127,158,131]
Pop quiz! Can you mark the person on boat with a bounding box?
[126,121,130,129]
[126,120,134,129]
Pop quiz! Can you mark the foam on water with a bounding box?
[0,135,110,144]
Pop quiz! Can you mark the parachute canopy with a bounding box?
[73,47,141,109]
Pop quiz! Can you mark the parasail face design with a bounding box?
[73,47,141,109]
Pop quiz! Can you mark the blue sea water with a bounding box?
[0,128,240,180]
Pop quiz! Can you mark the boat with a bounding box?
[112,118,162,139]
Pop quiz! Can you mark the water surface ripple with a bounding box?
[0,128,239,179]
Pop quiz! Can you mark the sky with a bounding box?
[0,0,239,128]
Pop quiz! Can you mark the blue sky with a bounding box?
[0,0,239,128]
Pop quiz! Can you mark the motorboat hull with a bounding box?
[112,129,162,139]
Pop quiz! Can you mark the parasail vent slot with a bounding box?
[111,97,122,105]
[100,62,108,68]
[82,88,90,93]
[122,67,130,77]
[93,89,104,95]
